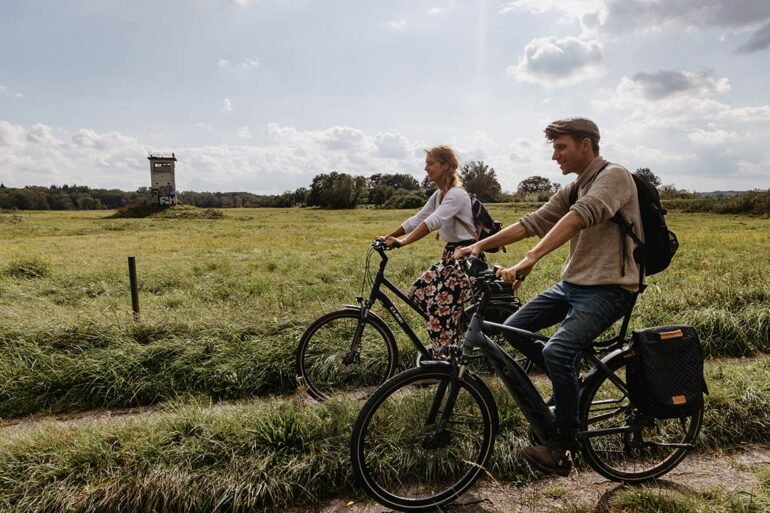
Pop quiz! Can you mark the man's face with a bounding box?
[551,134,589,175]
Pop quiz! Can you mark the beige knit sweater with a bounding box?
[519,157,644,291]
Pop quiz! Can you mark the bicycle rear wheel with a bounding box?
[579,353,702,482]
[296,309,397,401]
[350,365,498,512]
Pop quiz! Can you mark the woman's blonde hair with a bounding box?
[426,145,463,190]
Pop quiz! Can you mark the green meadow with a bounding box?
[1,206,769,511]
[1,207,768,418]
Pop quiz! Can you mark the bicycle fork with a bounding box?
[422,363,464,450]
[342,300,370,365]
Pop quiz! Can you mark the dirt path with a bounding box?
[304,445,770,513]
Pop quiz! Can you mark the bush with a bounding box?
[664,190,770,216]
[3,258,51,279]
[382,190,426,209]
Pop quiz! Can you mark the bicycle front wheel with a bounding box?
[296,309,397,401]
[350,365,498,512]
[579,354,703,482]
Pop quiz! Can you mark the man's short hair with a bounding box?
[545,117,600,154]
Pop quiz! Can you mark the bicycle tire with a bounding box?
[579,351,702,482]
[350,365,498,512]
[296,309,398,401]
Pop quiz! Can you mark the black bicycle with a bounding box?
[296,240,528,401]
[350,261,703,512]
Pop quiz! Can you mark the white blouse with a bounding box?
[401,188,476,243]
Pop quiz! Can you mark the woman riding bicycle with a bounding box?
[378,145,480,357]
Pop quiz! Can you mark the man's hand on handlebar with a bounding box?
[496,255,536,291]
[453,243,481,260]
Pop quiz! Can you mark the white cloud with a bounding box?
[427,7,442,15]
[387,20,408,31]
[195,122,214,130]
[27,124,62,146]
[500,0,600,19]
[597,0,770,34]
[240,58,260,69]
[502,1,770,53]
[0,84,23,98]
[219,58,260,69]
[595,0,770,53]
[0,121,27,147]
[737,21,770,53]
[688,129,739,146]
[374,133,410,159]
[624,69,730,100]
[223,98,234,113]
[510,36,604,87]
[0,122,146,189]
[236,126,252,139]
[592,70,766,127]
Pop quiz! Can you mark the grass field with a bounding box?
[1,206,769,417]
[1,206,769,512]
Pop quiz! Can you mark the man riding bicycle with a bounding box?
[455,117,643,476]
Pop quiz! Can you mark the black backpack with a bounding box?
[468,197,505,253]
[569,165,678,280]
[439,191,506,253]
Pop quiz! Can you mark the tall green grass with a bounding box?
[0,208,768,418]
[0,357,768,512]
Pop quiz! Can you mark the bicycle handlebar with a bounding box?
[371,239,399,251]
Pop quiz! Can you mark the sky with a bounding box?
[1,0,769,194]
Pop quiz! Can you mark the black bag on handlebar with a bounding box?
[626,325,707,419]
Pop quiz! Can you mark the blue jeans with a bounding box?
[503,281,635,429]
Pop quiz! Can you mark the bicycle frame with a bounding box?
[432,272,639,444]
[353,245,433,361]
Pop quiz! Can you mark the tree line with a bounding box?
[0,165,695,211]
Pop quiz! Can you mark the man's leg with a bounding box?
[522,283,635,476]
[503,282,570,371]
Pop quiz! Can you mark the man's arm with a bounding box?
[498,211,585,287]
[453,221,529,259]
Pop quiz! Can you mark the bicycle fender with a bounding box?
[579,347,630,405]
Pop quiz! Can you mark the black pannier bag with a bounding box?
[627,325,708,419]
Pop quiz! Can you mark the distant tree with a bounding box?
[307,172,363,209]
[367,172,420,206]
[516,176,560,195]
[420,176,436,197]
[635,168,662,188]
[459,161,502,202]
[658,184,694,200]
[292,187,308,207]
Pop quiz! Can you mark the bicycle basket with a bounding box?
[627,325,707,419]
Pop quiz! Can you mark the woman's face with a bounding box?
[425,153,450,184]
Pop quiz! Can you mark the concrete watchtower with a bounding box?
[148,152,177,205]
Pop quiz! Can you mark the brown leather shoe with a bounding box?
[521,444,572,476]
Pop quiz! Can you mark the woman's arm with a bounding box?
[386,222,429,249]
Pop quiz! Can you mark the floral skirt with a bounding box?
[408,244,483,352]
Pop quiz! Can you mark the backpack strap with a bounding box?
[435,189,478,240]
[569,162,646,294]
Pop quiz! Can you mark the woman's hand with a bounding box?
[384,236,402,249]
[496,254,537,290]
[453,243,480,260]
